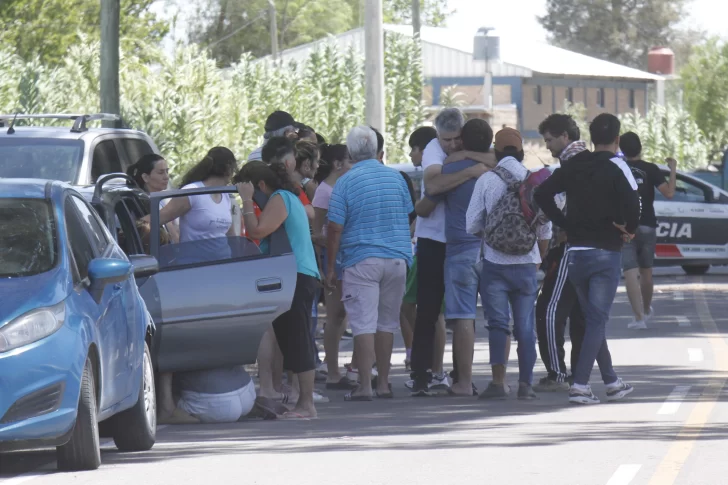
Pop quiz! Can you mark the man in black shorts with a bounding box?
[619,132,677,329]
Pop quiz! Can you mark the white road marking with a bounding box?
[676,316,691,327]
[688,348,704,362]
[606,464,642,485]
[658,386,691,415]
[674,291,684,301]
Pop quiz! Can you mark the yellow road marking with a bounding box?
[647,281,728,484]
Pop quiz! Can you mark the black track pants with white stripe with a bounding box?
[536,243,585,382]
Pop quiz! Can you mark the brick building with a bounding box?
[263,24,662,140]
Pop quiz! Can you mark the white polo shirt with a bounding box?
[414,139,447,243]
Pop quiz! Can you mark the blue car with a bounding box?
[0,179,159,470]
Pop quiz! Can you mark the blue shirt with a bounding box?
[441,159,482,254]
[328,159,414,268]
[273,190,320,279]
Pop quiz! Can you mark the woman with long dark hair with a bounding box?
[235,161,320,419]
[311,144,354,389]
[127,153,179,243]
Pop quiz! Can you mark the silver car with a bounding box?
[77,176,296,371]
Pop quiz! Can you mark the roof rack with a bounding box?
[0,113,123,133]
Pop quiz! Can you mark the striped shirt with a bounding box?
[328,159,414,268]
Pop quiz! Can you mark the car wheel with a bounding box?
[56,357,101,471]
[110,342,156,452]
[682,265,710,275]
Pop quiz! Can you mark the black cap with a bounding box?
[264,110,296,133]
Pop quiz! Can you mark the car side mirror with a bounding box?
[88,258,132,303]
[129,254,159,279]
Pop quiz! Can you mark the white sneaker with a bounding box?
[313,391,330,403]
[606,378,634,402]
[404,379,414,390]
[429,373,451,391]
[345,365,378,383]
[569,385,600,405]
[645,307,655,322]
[316,362,328,375]
[628,319,647,330]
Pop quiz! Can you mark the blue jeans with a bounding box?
[481,261,539,385]
[567,249,621,386]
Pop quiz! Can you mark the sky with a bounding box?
[151,0,728,51]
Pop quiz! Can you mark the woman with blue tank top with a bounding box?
[236,161,320,419]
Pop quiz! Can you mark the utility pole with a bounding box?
[412,0,421,37]
[269,1,279,60]
[364,0,385,135]
[100,0,120,128]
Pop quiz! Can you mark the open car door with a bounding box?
[148,186,296,372]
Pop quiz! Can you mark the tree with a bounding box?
[681,38,728,159]
[189,0,453,66]
[0,0,168,65]
[538,0,687,68]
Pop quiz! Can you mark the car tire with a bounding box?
[56,357,101,471]
[682,265,710,275]
[110,342,156,452]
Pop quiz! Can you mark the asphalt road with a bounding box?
[2,266,728,485]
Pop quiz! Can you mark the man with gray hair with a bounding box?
[410,108,496,396]
[326,126,414,401]
[248,110,299,161]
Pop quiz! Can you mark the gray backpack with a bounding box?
[483,166,537,255]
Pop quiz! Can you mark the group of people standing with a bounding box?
[131,104,677,422]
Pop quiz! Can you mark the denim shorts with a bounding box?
[622,225,657,271]
[444,246,481,320]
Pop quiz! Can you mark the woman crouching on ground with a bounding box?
[235,161,321,419]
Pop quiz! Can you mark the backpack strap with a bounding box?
[492,165,520,190]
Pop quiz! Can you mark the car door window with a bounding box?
[115,200,143,255]
[65,199,96,281]
[70,196,109,254]
[91,140,123,182]
[121,138,154,167]
[655,174,709,203]
[153,190,262,270]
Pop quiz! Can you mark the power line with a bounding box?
[206,9,267,49]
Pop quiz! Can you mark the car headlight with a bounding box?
[0,301,65,353]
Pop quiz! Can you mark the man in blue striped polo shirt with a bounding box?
[326,125,414,401]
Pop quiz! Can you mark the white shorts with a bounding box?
[341,257,407,337]
[178,379,256,423]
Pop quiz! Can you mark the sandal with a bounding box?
[281,411,316,420]
[344,388,373,402]
[326,377,358,390]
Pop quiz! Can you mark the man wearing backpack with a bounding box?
[533,114,589,392]
[534,113,640,404]
[466,127,552,400]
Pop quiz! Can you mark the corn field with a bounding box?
[0,33,425,177]
[561,102,710,170]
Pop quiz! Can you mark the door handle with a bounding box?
[256,278,282,292]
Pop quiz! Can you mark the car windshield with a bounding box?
[0,198,57,278]
[0,138,84,183]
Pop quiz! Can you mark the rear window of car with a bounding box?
[0,198,57,278]
[0,139,84,183]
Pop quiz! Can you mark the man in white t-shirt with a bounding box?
[409,108,493,396]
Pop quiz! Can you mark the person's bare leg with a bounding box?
[325,282,347,382]
[291,370,317,418]
[159,372,176,415]
[375,331,394,394]
[400,302,416,364]
[350,334,375,397]
[158,372,198,424]
[257,329,279,398]
[451,320,475,395]
[432,313,446,375]
[640,267,654,314]
[624,268,644,322]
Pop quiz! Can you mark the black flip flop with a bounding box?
[326,377,358,390]
[375,383,394,399]
[344,387,373,401]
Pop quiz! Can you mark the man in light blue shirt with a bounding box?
[327,126,413,401]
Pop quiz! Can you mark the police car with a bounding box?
[392,160,728,276]
[653,166,728,274]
